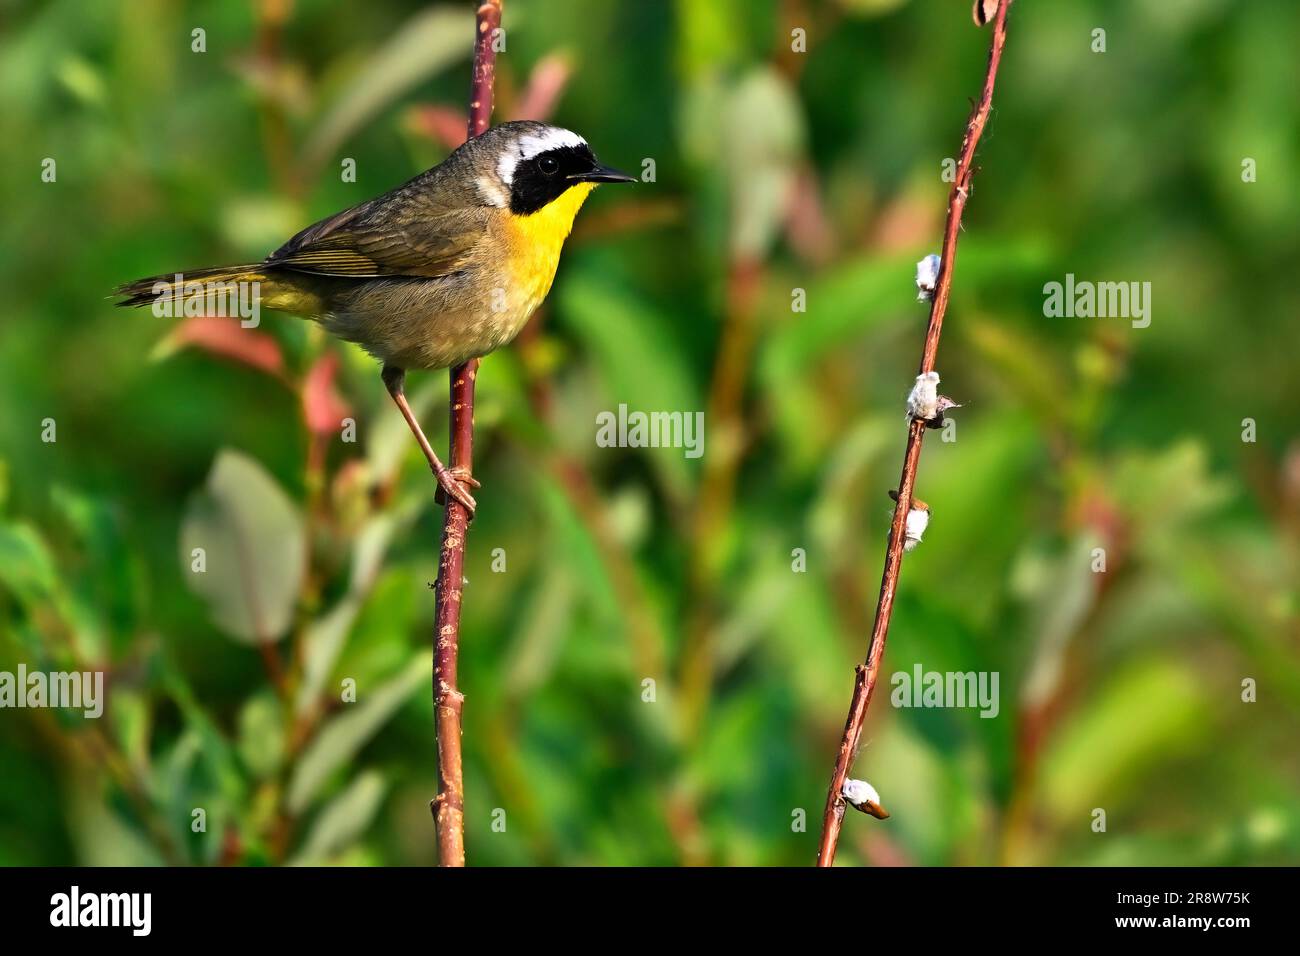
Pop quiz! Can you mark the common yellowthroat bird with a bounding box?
[117,121,634,513]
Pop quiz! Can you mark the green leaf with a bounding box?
[534,472,623,638]
[295,597,362,718]
[287,654,426,814]
[303,6,473,171]
[721,70,804,259]
[502,564,576,697]
[838,0,909,14]
[1112,440,1232,547]
[289,770,387,865]
[55,54,107,107]
[296,513,400,716]
[1037,660,1201,823]
[797,249,936,374]
[556,273,701,496]
[869,718,982,866]
[159,672,248,810]
[680,68,805,259]
[50,485,144,655]
[0,521,58,607]
[237,691,286,780]
[110,689,151,768]
[1018,534,1102,710]
[68,784,166,867]
[179,449,305,645]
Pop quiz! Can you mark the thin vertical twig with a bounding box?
[815,0,1014,867]
[431,0,502,869]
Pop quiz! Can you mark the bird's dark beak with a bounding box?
[572,163,637,184]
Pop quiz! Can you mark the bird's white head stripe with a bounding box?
[497,126,588,186]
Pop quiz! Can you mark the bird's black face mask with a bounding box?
[509,145,635,215]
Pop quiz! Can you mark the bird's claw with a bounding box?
[434,466,479,517]
[445,466,480,490]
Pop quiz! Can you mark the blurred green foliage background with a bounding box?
[1,0,1298,866]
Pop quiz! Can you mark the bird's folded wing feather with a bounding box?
[266,191,491,279]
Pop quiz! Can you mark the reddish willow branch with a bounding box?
[815,0,1013,868]
[431,0,502,869]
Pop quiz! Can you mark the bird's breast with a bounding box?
[499,182,595,318]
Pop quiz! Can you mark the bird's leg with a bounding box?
[381,365,479,516]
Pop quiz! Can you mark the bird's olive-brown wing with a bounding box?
[265,188,492,279]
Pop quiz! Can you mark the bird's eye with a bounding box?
[538,156,559,176]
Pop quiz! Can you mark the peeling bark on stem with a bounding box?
[815,0,1014,867]
[431,0,501,869]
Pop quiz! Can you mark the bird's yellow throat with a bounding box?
[508,181,595,250]
[504,181,596,310]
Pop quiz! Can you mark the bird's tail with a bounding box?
[114,265,270,310]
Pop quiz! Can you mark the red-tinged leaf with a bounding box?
[407,104,467,149]
[153,317,286,379]
[512,53,573,122]
[783,163,835,266]
[302,352,352,435]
